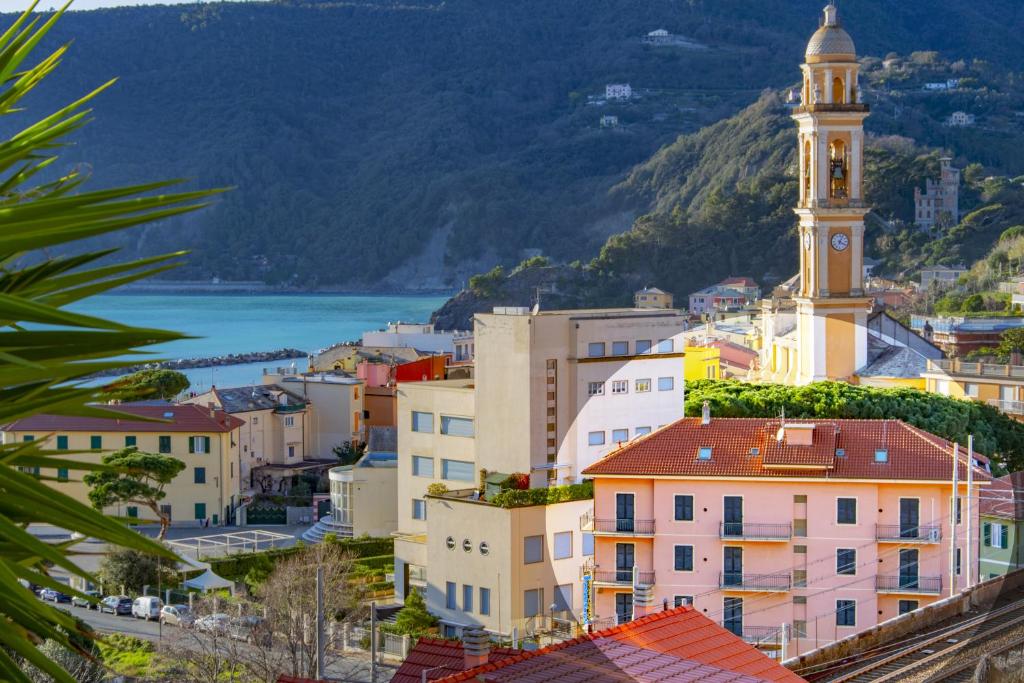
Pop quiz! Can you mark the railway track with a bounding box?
[826,592,1024,682]
[920,630,1024,683]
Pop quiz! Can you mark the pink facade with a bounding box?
[357,360,392,388]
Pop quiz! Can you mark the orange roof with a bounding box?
[436,607,804,682]
[390,638,522,683]
[582,417,989,483]
[6,404,244,434]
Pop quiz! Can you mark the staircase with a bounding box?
[301,513,354,543]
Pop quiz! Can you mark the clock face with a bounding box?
[831,232,850,251]
[803,232,812,250]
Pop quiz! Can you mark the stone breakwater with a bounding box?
[89,348,308,379]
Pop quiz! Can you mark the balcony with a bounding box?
[876,575,942,595]
[792,103,869,114]
[927,358,1024,380]
[988,399,1024,416]
[592,570,655,587]
[875,524,941,544]
[722,625,784,648]
[592,518,656,536]
[719,522,792,542]
[719,572,791,593]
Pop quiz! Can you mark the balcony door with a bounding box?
[899,549,919,589]
[899,499,919,539]
[723,597,743,637]
[723,547,743,587]
[723,496,743,537]
[616,543,634,583]
[616,493,635,533]
[615,593,633,624]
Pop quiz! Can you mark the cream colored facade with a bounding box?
[923,359,1024,417]
[263,371,365,455]
[4,406,244,526]
[328,453,398,538]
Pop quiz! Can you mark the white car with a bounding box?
[131,596,163,620]
[159,604,194,628]
[194,613,231,634]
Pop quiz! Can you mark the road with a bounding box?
[48,599,396,682]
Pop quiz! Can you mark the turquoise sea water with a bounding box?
[69,293,449,391]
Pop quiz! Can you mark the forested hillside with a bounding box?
[23,0,1024,289]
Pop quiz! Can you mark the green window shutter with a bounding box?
[22,435,33,442]
[194,503,206,521]
[90,435,102,449]
[159,435,171,453]
[983,522,991,547]
[127,506,138,518]
[125,435,136,447]
[188,436,195,453]
[194,467,206,484]
[56,468,68,482]
[56,435,68,450]
[204,436,211,452]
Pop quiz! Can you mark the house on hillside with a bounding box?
[947,111,976,127]
[605,83,632,100]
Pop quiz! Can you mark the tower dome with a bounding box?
[805,3,856,63]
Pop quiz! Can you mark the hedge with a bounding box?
[209,537,394,581]
[489,480,593,508]
[354,554,395,572]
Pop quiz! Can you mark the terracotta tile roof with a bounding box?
[390,638,521,683]
[980,473,1024,520]
[436,607,804,683]
[6,404,244,434]
[582,417,989,483]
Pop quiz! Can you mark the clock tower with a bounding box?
[791,2,872,383]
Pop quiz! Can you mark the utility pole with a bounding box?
[950,442,959,597]
[315,566,325,680]
[370,600,378,683]
[966,435,974,589]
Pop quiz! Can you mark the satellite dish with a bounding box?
[531,303,540,315]
[776,426,785,443]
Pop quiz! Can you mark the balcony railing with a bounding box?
[720,522,792,541]
[593,570,655,586]
[721,624,783,647]
[593,518,656,535]
[876,575,942,594]
[793,103,870,114]
[927,358,1024,380]
[988,399,1024,416]
[719,572,791,592]
[875,524,941,543]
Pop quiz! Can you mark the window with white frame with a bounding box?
[588,431,605,446]
[553,531,572,560]
[524,535,544,564]
[612,341,629,356]
[965,383,979,398]
[635,378,651,393]
[412,456,434,477]
[412,499,426,520]
[587,382,605,396]
[657,339,674,353]
[440,415,474,437]
[284,416,295,427]
[836,600,856,627]
[612,429,628,443]
[588,342,605,358]
[411,411,434,433]
[441,459,474,481]
[636,339,652,354]
[611,380,628,395]
[658,377,674,391]
[635,426,651,437]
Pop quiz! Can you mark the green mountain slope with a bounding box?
[25,0,1024,289]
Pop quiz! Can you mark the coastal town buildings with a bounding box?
[687,277,760,316]
[581,412,990,657]
[912,315,1024,356]
[946,111,976,127]
[922,358,1024,416]
[5,404,245,526]
[634,286,673,309]
[919,264,967,290]
[263,368,365,456]
[979,473,1024,579]
[914,157,960,230]
[362,321,459,354]
[313,343,424,374]
[605,83,632,100]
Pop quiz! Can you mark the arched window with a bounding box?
[832,77,845,104]
[803,140,812,202]
[828,139,848,199]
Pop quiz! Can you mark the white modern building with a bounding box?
[362,321,458,354]
[605,83,632,100]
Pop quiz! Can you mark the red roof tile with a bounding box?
[6,404,244,434]
[390,638,521,683]
[583,417,990,483]
[980,472,1024,520]
[435,607,804,682]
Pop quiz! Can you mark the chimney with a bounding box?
[462,628,490,670]
[701,400,711,425]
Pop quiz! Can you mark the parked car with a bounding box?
[71,590,101,609]
[229,615,271,645]
[131,596,163,620]
[159,604,194,628]
[39,588,71,603]
[194,613,231,634]
[99,596,133,615]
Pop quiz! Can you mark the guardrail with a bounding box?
[719,572,791,592]
[875,524,941,543]
[875,575,942,594]
[720,522,792,541]
[593,518,656,535]
[593,570,655,586]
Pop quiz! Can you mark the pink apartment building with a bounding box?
[581,413,990,657]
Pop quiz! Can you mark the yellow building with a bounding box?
[922,359,1024,417]
[684,346,721,382]
[3,404,244,526]
[634,287,674,309]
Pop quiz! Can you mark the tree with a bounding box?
[999,328,1024,356]
[391,588,438,636]
[332,439,366,466]
[0,4,218,682]
[97,548,175,596]
[109,369,190,401]
[84,447,186,540]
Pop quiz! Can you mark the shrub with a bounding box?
[426,482,449,496]
[391,588,438,636]
[490,481,593,508]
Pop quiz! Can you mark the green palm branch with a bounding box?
[0,2,225,681]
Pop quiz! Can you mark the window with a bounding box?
[954,496,962,525]
[587,382,605,396]
[657,339,674,353]
[674,596,693,607]
[612,341,629,356]
[674,545,694,571]
[57,468,68,482]
[635,426,651,436]
[194,467,206,484]
[582,532,594,556]
[441,459,474,481]
[252,416,259,425]
[588,431,605,446]
[22,435,33,442]
[794,519,807,536]
[837,498,857,524]
[446,582,457,609]
[194,503,206,521]
[723,597,743,637]
[612,429,628,443]
[189,436,211,454]
[480,588,491,616]
[837,548,856,575]
[127,506,138,518]
[794,545,807,554]
[793,595,807,605]
[636,340,652,354]
[588,342,606,358]
[553,531,573,560]
[124,435,136,448]
[697,447,712,460]
[674,495,694,521]
[554,584,573,612]
[412,456,434,477]
[658,376,674,391]
[412,499,427,520]
[287,446,295,458]
[611,380,628,395]
[284,416,295,427]
[440,416,474,437]
[442,625,457,638]
[634,378,651,393]
[56,435,68,450]
[793,570,807,587]
[411,411,434,433]
[793,621,808,638]
[524,588,544,618]
[615,593,632,624]
[90,435,102,449]
[965,383,979,398]
[159,436,172,453]
[875,449,888,463]
[990,523,1007,549]
[462,585,473,612]
[899,600,919,615]
[956,548,962,575]
[836,600,856,627]
[524,535,543,564]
